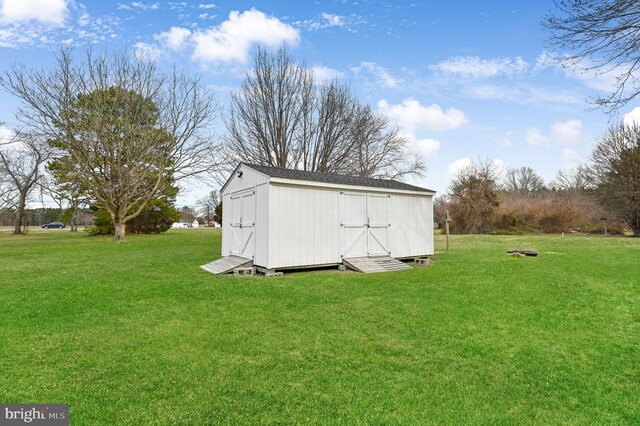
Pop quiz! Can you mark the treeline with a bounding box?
[0,208,94,227]
[435,159,635,236]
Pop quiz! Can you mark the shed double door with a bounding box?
[229,189,255,258]
[340,191,390,258]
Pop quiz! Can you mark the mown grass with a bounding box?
[1,229,638,424]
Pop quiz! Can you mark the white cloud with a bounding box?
[447,157,472,177]
[497,136,512,148]
[405,133,440,159]
[130,2,159,10]
[534,51,618,93]
[78,12,90,27]
[377,98,469,132]
[623,106,640,127]
[431,55,528,78]
[154,26,191,51]
[191,8,299,63]
[0,0,68,25]
[0,125,14,143]
[133,42,161,61]
[550,119,584,145]
[525,128,551,148]
[295,12,352,31]
[351,62,400,88]
[563,147,584,168]
[198,3,216,9]
[526,119,587,148]
[320,13,344,27]
[0,28,16,47]
[532,51,554,73]
[168,2,187,11]
[311,65,344,82]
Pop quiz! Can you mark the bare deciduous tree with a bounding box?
[0,169,14,210]
[350,104,425,180]
[224,46,425,180]
[544,0,640,112]
[196,189,220,223]
[550,165,590,192]
[0,130,51,234]
[0,49,220,242]
[448,160,502,234]
[503,167,546,195]
[225,47,312,170]
[587,122,640,236]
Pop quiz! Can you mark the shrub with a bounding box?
[493,212,537,234]
[538,206,579,233]
[86,200,179,235]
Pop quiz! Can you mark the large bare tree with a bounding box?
[1,49,219,242]
[587,122,640,236]
[544,0,640,112]
[225,47,312,169]
[351,104,425,180]
[0,130,51,234]
[224,46,424,180]
[503,167,546,195]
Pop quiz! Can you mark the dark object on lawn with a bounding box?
[507,250,538,257]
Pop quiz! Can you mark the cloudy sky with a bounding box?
[1,0,638,205]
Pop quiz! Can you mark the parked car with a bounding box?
[42,222,65,229]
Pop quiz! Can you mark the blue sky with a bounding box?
[1,0,638,206]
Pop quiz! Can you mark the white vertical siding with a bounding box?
[267,184,340,269]
[223,165,268,195]
[221,192,232,257]
[222,164,433,268]
[388,194,434,257]
[221,165,269,260]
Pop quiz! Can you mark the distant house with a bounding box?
[191,219,199,228]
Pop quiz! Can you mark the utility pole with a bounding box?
[445,210,452,251]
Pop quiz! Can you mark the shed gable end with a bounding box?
[222,164,269,195]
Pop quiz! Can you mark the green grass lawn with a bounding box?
[1,229,638,424]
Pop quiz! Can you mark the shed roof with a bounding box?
[242,163,435,193]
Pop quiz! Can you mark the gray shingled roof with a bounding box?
[243,163,435,193]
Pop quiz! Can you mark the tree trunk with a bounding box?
[631,215,640,237]
[113,222,126,242]
[13,192,26,235]
[70,202,78,232]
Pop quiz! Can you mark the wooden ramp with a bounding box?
[342,256,411,273]
[200,255,253,275]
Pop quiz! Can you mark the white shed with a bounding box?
[205,163,435,274]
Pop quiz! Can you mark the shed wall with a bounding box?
[267,184,341,269]
[221,165,269,262]
[388,194,434,258]
[266,183,433,269]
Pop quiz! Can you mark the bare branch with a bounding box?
[223,46,425,180]
[544,0,640,113]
